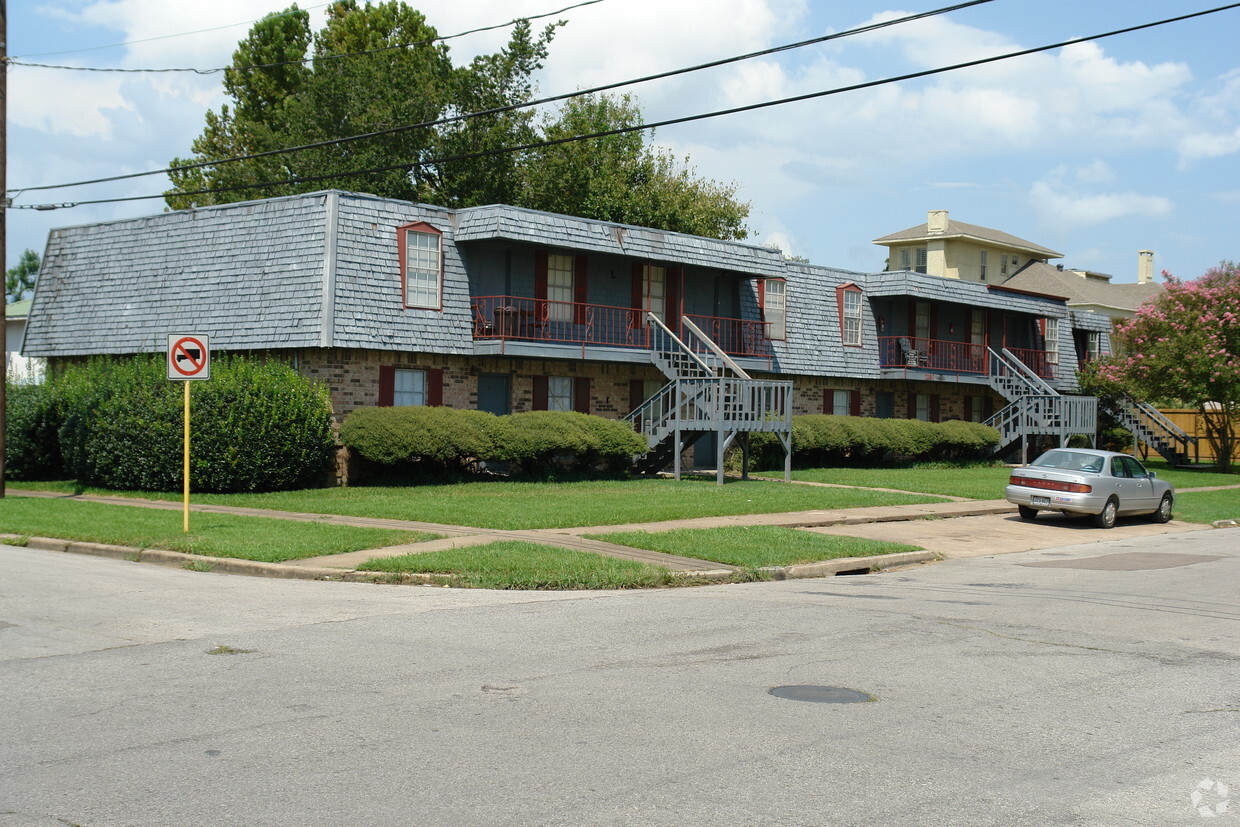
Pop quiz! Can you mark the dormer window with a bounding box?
[398,222,443,310]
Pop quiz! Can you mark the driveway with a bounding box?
[804,511,1209,559]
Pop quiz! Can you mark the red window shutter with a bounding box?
[535,250,549,322]
[574,255,589,324]
[532,375,549,411]
[630,379,647,411]
[930,394,941,423]
[850,390,862,417]
[822,388,831,414]
[630,263,644,328]
[427,368,444,407]
[666,267,681,330]
[757,278,766,310]
[573,377,591,414]
[378,365,395,407]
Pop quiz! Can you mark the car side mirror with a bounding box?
[1148,471,1157,479]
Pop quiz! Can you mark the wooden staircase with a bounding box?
[1109,396,1199,466]
[626,314,793,484]
[984,348,1097,460]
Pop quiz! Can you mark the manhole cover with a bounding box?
[769,685,874,704]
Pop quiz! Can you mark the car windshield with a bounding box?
[1029,451,1105,473]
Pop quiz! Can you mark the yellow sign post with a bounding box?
[167,334,211,534]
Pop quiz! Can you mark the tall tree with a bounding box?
[1090,262,1239,472]
[518,93,750,240]
[166,5,750,241]
[167,2,551,208]
[6,249,40,303]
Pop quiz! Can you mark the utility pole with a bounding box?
[1,0,8,498]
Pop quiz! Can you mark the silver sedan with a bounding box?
[1005,448,1175,528]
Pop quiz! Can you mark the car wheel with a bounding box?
[1150,493,1173,524]
[1017,505,1038,521]
[1093,497,1118,529]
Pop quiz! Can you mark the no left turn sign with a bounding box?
[167,334,211,380]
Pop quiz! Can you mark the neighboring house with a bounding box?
[872,209,1063,283]
[25,191,1179,477]
[5,298,45,383]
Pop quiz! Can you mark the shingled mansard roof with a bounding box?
[873,218,1064,260]
[24,190,1073,376]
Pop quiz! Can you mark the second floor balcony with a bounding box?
[878,336,1056,379]
[472,295,772,359]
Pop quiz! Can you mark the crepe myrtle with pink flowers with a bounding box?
[1089,262,1239,472]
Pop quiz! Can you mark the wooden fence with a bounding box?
[1150,408,1216,463]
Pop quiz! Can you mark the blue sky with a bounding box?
[7,0,1240,285]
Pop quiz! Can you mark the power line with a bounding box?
[9,0,994,196]
[9,0,605,75]
[12,3,334,59]
[11,1,1240,211]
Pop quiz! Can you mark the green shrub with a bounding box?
[52,354,333,492]
[499,411,646,474]
[4,383,65,480]
[742,414,1000,470]
[341,406,505,468]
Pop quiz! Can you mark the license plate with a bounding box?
[1031,496,1050,506]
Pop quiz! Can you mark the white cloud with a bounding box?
[1178,127,1240,164]
[1029,169,1172,228]
[9,66,132,138]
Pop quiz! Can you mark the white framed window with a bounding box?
[1087,331,1101,361]
[765,278,787,340]
[832,390,851,416]
[842,288,862,346]
[1045,318,1060,364]
[394,368,427,406]
[899,249,911,271]
[915,248,927,273]
[547,253,574,322]
[915,393,932,422]
[979,250,988,281]
[644,265,666,319]
[970,309,985,347]
[401,225,442,309]
[547,376,573,411]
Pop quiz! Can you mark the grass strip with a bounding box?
[788,464,1010,500]
[586,525,921,568]
[9,478,945,529]
[1171,490,1240,525]
[0,498,437,563]
[356,541,686,589]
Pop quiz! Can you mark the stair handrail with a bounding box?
[1123,396,1195,443]
[646,312,715,377]
[991,347,1057,396]
[679,316,751,380]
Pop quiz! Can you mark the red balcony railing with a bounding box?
[879,337,1054,378]
[471,296,771,358]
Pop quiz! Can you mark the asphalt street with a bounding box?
[2,528,1238,826]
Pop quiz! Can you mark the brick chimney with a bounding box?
[927,209,949,235]
[1138,250,1154,284]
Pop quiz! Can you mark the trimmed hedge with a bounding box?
[749,415,999,468]
[5,354,335,492]
[340,407,647,476]
[4,383,64,480]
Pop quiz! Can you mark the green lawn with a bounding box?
[1172,490,1240,525]
[356,541,686,589]
[10,478,945,530]
[0,498,437,563]
[786,464,1010,500]
[587,525,921,568]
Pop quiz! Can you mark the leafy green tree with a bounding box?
[518,93,750,240]
[6,249,40,302]
[1091,262,1239,471]
[166,6,750,240]
[166,2,552,209]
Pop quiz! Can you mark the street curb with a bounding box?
[0,534,442,585]
[760,550,940,580]
[1,534,937,586]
